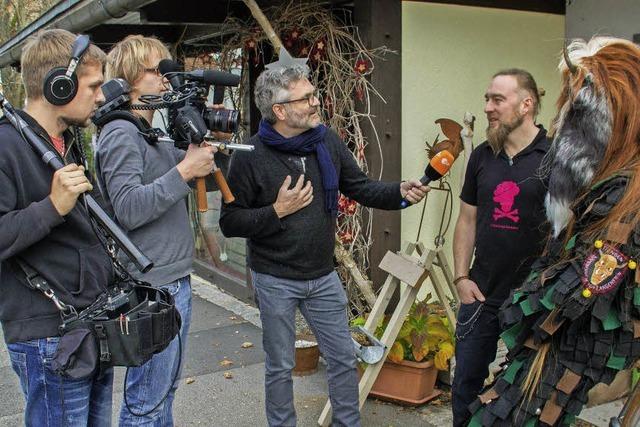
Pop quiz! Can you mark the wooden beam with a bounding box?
[378,251,430,288]
[405,0,565,15]
[141,0,252,24]
[354,0,402,290]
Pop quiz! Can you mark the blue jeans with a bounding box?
[451,301,501,427]
[7,337,114,427]
[252,270,360,427]
[119,275,192,426]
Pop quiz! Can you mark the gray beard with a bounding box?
[543,84,612,237]
[486,113,524,154]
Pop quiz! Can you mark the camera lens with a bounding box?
[204,108,239,133]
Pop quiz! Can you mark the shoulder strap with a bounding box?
[93,110,162,145]
[13,258,75,315]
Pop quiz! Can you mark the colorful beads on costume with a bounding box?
[594,240,604,249]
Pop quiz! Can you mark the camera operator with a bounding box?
[219,53,429,427]
[94,35,216,425]
[0,29,115,426]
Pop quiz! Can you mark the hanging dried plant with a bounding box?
[213,1,393,318]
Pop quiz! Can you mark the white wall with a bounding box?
[401,2,564,298]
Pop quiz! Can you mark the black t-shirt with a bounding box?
[460,127,550,308]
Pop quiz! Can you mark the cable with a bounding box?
[123,332,183,417]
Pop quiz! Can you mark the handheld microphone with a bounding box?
[400,150,455,208]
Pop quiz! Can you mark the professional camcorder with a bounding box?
[93,62,241,149]
[158,59,241,148]
[92,64,250,211]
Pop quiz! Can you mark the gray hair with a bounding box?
[254,64,310,123]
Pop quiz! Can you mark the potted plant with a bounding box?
[293,333,320,376]
[352,296,455,405]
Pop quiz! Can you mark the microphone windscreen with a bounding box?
[201,70,241,87]
[158,59,181,75]
[425,150,455,180]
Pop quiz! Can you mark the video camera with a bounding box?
[92,61,241,150]
[92,66,250,211]
[158,59,241,149]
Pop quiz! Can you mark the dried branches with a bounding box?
[215,1,393,317]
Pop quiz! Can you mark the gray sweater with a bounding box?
[95,119,193,286]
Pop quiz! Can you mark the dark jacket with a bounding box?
[0,111,114,343]
[220,128,403,280]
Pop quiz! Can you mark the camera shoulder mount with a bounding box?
[93,109,165,146]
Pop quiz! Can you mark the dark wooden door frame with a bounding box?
[199,1,403,297]
[355,0,402,288]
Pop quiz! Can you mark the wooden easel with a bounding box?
[317,241,458,426]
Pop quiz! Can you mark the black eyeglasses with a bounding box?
[274,91,319,107]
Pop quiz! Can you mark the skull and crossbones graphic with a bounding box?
[492,181,520,223]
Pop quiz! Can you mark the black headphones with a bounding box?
[43,34,91,106]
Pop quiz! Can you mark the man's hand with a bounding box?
[273,175,313,218]
[456,278,486,305]
[49,164,93,216]
[400,179,430,204]
[177,143,217,181]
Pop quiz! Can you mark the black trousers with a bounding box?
[451,302,501,427]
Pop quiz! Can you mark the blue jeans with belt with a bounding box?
[7,337,114,427]
[119,275,192,427]
[452,301,501,427]
[252,270,360,427]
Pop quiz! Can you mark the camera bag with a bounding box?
[15,258,181,380]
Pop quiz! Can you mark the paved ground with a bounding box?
[0,275,625,426]
[0,276,451,426]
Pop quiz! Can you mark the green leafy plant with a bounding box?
[351,295,455,370]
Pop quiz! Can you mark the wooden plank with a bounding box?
[363,275,400,332]
[357,249,434,409]
[318,244,418,426]
[378,251,430,288]
[429,270,457,328]
[364,243,419,332]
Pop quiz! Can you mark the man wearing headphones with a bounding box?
[0,29,115,425]
[94,35,216,425]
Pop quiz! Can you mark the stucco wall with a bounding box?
[401,2,564,298]
[566,0,640,41]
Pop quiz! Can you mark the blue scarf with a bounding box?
[258,120,338,216]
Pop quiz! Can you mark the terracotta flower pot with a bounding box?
[369,359,442,405]
[293,337,319,376]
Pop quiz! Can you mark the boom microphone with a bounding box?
[158,59,240,87]
[400,150,455,208]
[188,69,240,86]
[158,59,183,89]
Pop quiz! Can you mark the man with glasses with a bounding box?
[220,50,428,427]
[94,35,216,425]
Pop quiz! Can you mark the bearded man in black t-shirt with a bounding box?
[451,69,550,427]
